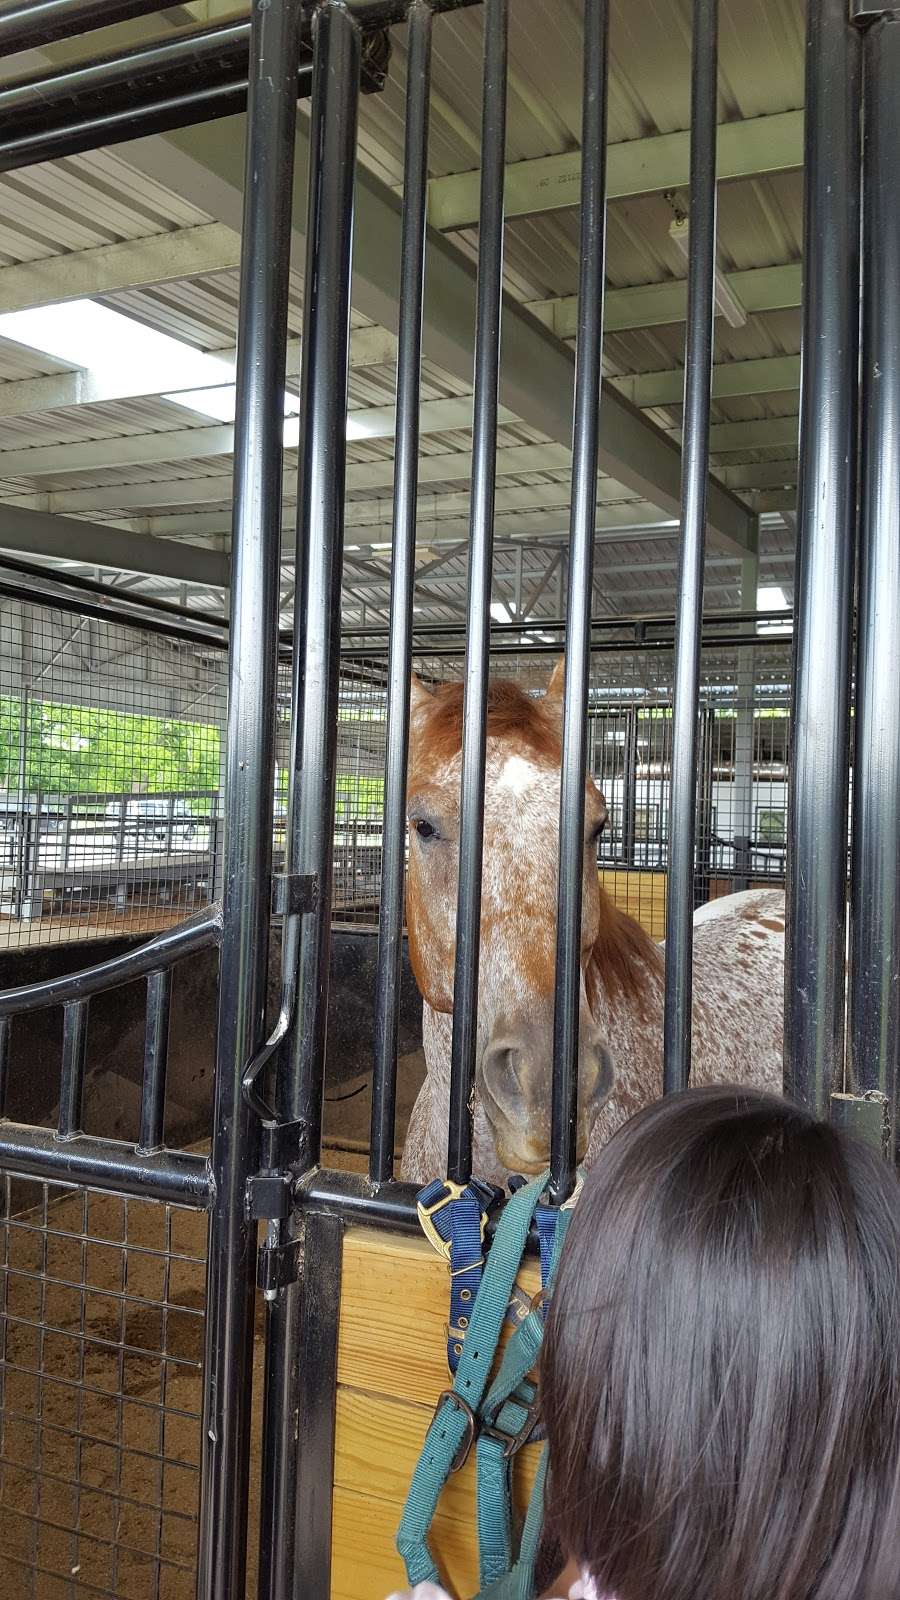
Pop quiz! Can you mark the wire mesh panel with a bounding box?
[0,1175,208,1600]
[0,600,226,952]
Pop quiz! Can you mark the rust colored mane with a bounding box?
[411,674,663,1011]
[588,893,663,1011]
[411,678,563,772]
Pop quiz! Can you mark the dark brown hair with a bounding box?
[542,1087,900,1600]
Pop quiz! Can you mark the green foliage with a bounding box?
[0,695,220,798]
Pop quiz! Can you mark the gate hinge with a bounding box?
[272,872,318,917]
[257,1228,302,1297]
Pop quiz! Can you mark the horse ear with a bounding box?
[543,657,565,716]
[410,674,433,716]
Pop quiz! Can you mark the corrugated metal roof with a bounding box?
[0,0,806,621]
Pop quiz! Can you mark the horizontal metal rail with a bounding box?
[0,1122,211,1206]
[0,0,174,56]
[0,903,221,1017]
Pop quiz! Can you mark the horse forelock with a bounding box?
[409,678,562,779]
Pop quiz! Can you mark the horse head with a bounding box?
[405,662,616,1173]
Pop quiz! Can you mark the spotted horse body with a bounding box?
[400,665,785,1186]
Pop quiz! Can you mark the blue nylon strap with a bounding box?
[396,1174,549,1588]
[534,1203,558,1289]
[417,1178,499,1373]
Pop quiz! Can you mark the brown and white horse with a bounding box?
[401,664,785,1184]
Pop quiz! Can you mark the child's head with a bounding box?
[542,1086,900,1600]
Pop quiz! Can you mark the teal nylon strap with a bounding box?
[474,1199,577,1591]
[396,1173,549,1588]
[474,1445,548,1600]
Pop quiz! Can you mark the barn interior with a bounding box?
[0,1,813,1596]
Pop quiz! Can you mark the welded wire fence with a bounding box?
[0,1176,208,1600]
[0,597,796,950]
[0,600,226,951]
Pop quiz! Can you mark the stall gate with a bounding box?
[0,2,898,1600]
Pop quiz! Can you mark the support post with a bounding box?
[848,6,900,1150]
[196,3,300,1598]
[549,0,610,1201]
[663,0,719,1094]
[785,0,861,1116]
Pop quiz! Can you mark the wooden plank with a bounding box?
[334,1388,540,1528]
[337,1228,540,1406]
[332,1483,479,1600]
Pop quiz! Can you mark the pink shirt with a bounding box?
[386,1578,601,1600]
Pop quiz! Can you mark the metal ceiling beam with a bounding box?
[427,108,804,231]
[704,416,798,451]
[0,324,395,421]
[108,497,666,547]
[0,222,239,315]
[720,460,798,489]
[0,393,499,482]
[543,263,802,338]
[615,353,801,410]
[8,467,630,518]
[1,443,576,513]
[122,110,755,556]
[0,503,228,584]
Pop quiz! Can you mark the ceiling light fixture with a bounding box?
[668,218,747,329]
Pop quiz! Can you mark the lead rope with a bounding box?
[397,1172,583,1598]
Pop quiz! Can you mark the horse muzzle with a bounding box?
[479,1023,613,1173]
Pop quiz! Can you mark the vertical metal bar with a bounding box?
[0,1016,11,1117]
[548,0,610,1203]
[448,0,509,1186]
[58,999,88,1139]
[292,1211,344,1598]
[849,11,900,1137]
[197,3,299,1598]
[257,10,360,1600]
[370,0,432,1187]
[138,967,171,1154]
[622,709,638,867]
[288,0,360,1176]
[662,0,719,1096]
[62,796,73,872]
[785,0,861,1115]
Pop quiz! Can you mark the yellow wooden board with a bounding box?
[332,1228,541,1600]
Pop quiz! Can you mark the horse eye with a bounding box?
[414,818,438,841]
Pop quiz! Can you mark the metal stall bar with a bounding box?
[849,6,900,1147]
[370,0,433,1186]
[0,19,320,171]
[256,8,361,1599]
[662,0,719,1095]
[448,0,509,1185]
[0,0,173,53]
[196,2,300,1597]
[139,967,172,1154]
[785,0,861,1116]
[549,0,610,1202]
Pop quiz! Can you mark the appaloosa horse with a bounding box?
[401,663,785,1184]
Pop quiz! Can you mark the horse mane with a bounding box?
[412,678,563,767]
[589,888,664,1012]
